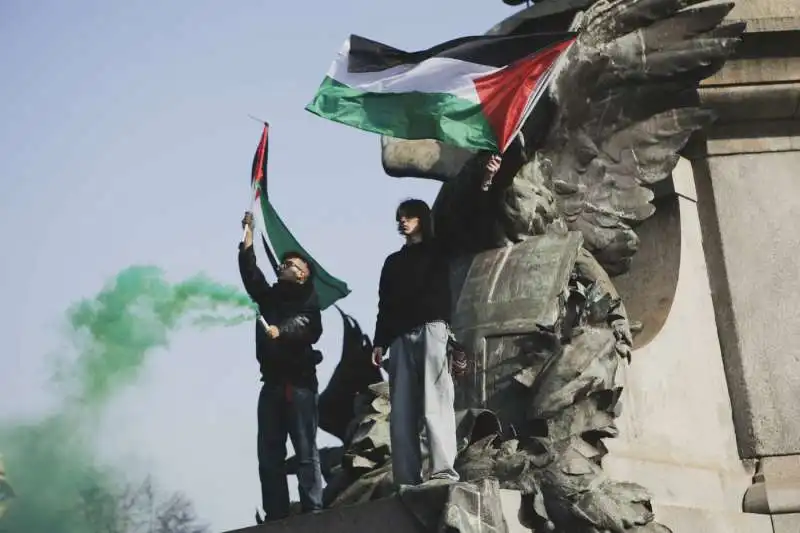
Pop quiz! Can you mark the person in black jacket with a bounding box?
[239,211,323,521]
[371,198,459,486]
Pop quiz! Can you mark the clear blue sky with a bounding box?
[0,1,519,530]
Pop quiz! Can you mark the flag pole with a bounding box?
[243,115,270,242]
[242,116,277,332]
[247,192,273,334]
[247,113,269,125]
[241,193,271,333]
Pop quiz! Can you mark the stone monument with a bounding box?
[224,0,800,532]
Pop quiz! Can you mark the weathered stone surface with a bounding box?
[227,480,510,533]
[603,160,755,527]
[687,8,800,530]
[698,7,800,142]
[224,496,425,533]
[705,121,800,156]
[703,57,800,88]
[771,514,800,533]
[702,84,800,124]
[695,151,800,458]
[381,137,475,182]
[653,505,773,533]
[729,0,800,22]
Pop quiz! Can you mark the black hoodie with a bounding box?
[373,239,452,350]
[238,244,323,390]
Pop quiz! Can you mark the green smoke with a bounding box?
[66,265,255,405]
[0,265,255,532]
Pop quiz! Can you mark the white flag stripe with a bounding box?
[326,38,498,103]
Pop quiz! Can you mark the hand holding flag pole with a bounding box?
[257,314,271,333]
[241,207,256,245]
[241,202,256,243]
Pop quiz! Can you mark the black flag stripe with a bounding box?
[348,31,575,73]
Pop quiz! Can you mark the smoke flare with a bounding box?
[0,265,255,532]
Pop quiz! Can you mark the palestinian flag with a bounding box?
[250,124,351,310]
[305,32,575,153]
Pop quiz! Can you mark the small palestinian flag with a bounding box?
[305,32,574,153]
[249,124,351,310]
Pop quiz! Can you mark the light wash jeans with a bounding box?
[387,321,459,486]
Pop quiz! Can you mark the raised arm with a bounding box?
[238,211,272,305]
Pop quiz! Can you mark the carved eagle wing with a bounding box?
[538,0,744,274]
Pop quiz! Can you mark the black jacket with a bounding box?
[238,244,323,390]
[374,239,452,350]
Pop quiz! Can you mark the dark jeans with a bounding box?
[257,382,323,520]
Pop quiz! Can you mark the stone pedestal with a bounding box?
[224,483,517,533]
[603,158,771,533]
[690,4,800,532]
[222,497,426,533]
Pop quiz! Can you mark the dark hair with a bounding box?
[396,198,433,240]
[281,250,314,280]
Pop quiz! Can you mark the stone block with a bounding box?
[704,58,800,88]
[696,151,800,458]
[604,455,752,512]
[603,160,758,529]
[729,1,800,22]
[772,513,800,533]
[705,121,800,156]
[701,84,800,124]
[607,168,743,468]
[653,504,774,533]
[223,497,424,533]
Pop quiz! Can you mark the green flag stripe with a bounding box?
[259,195,351,311]
[305,76,499,152]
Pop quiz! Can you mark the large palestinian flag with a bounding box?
[305,32,575,153]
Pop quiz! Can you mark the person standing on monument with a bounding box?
[239,211,324,521]
[371,198,460,486]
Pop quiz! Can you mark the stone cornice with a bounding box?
[730,16,800,33]
[698,17,800,126]
[700,83,800,123]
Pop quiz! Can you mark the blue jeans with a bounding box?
[257,382,323,520]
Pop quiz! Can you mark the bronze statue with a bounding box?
[318,0,744,531]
